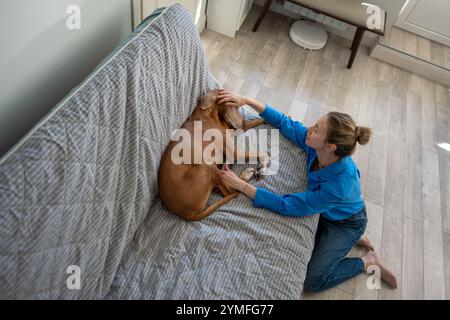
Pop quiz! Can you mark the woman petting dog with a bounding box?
[217,89,398,293]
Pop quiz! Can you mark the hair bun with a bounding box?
[355,126,361,140]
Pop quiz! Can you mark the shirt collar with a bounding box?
[308,153,350,180]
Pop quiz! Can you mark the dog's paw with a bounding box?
[258,154,271,170]
[255,166,269,179]
[255,153,271,179]
[240,167,256,182]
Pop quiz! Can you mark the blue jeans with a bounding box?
[303,206,368,293]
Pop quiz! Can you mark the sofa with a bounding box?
[0,4,318,299]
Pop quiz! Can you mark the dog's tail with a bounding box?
[184,192,239,221]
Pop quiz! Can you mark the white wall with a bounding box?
[132,0,143,29]
[253,0,407,46]
[0,0,132,156]
[140,0,207,32]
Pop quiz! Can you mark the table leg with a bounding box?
[347,27,365,68]
[252,0,275,32]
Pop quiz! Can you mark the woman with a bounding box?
[217,89,398,292]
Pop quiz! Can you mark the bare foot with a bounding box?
[362,251,398,289]
[357,235,375,251]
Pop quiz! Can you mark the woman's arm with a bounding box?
[252,187,338,217]
[217,90,311,153]
[234,178,257,199]
[217,90,266,113]
[242,97,266,114]
[219,165,339,217]
[219,163,346,217]
[257,106,311,153]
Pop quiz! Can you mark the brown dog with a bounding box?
[158,89,269,221]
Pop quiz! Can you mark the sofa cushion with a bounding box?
[106,108,319,299]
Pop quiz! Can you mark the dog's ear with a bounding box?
[200,91,218,109]
[223,107,244,130]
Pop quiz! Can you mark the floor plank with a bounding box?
[354,57,381,198]
[404,91,423,222]
[421,79,438,153]
[443,231,450,299]
[378,136,405,300]
[302,290,330,300]
[401,216,424,299]
[422,149,446,299]
[329,287,354,300]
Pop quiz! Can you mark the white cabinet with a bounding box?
[206,0,254,38]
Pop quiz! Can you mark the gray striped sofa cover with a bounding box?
[0,4,318,299]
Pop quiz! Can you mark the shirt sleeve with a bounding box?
[252,187,342,217]
[259,104,311,153]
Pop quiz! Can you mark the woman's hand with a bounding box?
[216,90,247,108]
[219,164,245,190]
[219,164,257,199]
[217,90,266,114]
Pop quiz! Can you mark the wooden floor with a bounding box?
[200,6,450,300]
[381,26,450,71]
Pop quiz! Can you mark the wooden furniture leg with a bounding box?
[347,27,365,68]
[252,0,275,32]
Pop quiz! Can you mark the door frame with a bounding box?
[395,0,450,46]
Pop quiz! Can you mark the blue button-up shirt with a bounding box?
[253,105,365,221]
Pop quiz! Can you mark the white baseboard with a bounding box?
[370,43,450,87]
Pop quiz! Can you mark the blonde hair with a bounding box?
[326,111,372,158]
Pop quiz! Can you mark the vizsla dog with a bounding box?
[158,89,270,221]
